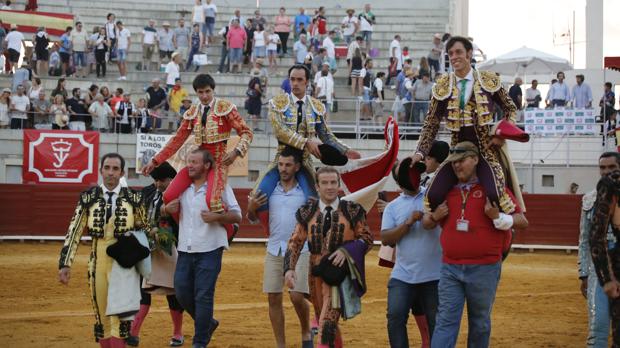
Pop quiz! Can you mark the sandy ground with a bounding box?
[0,242,588,348]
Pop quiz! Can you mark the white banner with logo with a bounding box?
[524,108,597,135]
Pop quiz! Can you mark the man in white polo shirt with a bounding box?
[164,148,241,348]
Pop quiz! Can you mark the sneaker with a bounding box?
[117,76,123,81]
[121,76,127,80]
[126,336,139,346]
[169,336,184,347]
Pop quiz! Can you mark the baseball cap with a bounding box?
[445,141,479,162]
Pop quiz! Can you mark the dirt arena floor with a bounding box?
[0,242,588,347]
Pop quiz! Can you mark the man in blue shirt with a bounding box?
[59,26,72,77]
[294,8,311,40]
[247,146,313,348]
[381,159,442,348]
[293,34,309,65]
[546,71,571,108]
[572,74,593,108]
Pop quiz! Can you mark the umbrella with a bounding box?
[477,46,572,77]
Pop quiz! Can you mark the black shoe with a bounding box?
[202,318,219,346]
[208,318,219,337]
[126,335,140,346]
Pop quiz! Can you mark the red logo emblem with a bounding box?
[23,130,99,184]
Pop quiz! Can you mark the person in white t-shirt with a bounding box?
[142,19,158,72]
[315,63,335,112]
[192,0,206,37]
[358,4,375,50]
[4,26,24,73]
[387,35,403,86]
[165,52,181,89]
[266,27,280,72]
[322,30,337,73]
[70,22,89,78]
[341,9,359,44]
[10,85,30,129]
[372,71,385,125]
[203,0,218,44]
[115,21,131,80]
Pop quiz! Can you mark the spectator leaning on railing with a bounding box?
[50,94,68,130]
[10,85,29,129]
[32,90,51,126]
[88,93,113,132]
[65,87,89,131]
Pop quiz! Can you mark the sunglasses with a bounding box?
[449,148,469,154]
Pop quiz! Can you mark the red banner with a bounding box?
[22,130,99,184]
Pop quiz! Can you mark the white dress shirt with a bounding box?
[455,68,474,109]
[178,183,241,253]
[101,182,122,217]
[319,197,340,215]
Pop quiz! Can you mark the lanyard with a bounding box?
[459,187,471,220]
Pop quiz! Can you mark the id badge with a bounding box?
[456,219,469,232]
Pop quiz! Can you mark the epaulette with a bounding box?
[309,96,326,116]
[339,199,366,228]
[295,198,319,225]
[477,70,501,93]
[80,186,101,206]
[431,73,451,101]
[121,187,143,206]
[182,105,200,120]
[270,94,291,113]
[213,98,236,116]
[582,190,597,211]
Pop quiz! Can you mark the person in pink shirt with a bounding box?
[226,19,247,73]
[273,7,291,57]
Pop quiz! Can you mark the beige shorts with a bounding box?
[176,46,189,61]
[263,251,310,294]
[143,44,155,60]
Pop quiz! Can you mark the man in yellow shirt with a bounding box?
[168,77,190,117]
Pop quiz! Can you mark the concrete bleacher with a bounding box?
[6,0,449,122]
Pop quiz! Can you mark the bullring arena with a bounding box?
[1,0,618,346]
[0,243,586,347]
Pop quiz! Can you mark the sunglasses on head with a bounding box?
[449,148,468,154]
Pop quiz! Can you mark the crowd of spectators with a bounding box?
[1,2,617,132]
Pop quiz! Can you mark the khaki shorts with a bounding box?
[176,46,189,61]
[143,44,155,60]
[263,251,310,294]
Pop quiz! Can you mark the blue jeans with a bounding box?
[387,278,439,348]
[586,274,610,347]
[218,45,229,73]
[431,262,502,348]
[428,58,440,77]
[228,48,243,64]
[73,51,86,67]
[411,101,430,124]
[174,248,223,346]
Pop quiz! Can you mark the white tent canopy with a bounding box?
[477,46,573,77]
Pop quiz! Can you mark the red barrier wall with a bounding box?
[0,184,581,246]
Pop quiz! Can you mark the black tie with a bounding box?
[296,100,303,131]
[201,105,210,127]
[323,206,333,236]
[421,176,430,188]
[105,192,114,223]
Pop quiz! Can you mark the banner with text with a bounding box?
[136,134,248,176]
[22,130,99,184]
[524,108,596,135]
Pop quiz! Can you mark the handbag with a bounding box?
[331,99,338,113]
[193,54,208,66]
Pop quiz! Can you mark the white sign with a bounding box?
[524,108,597,135]
[135,133,174,173]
